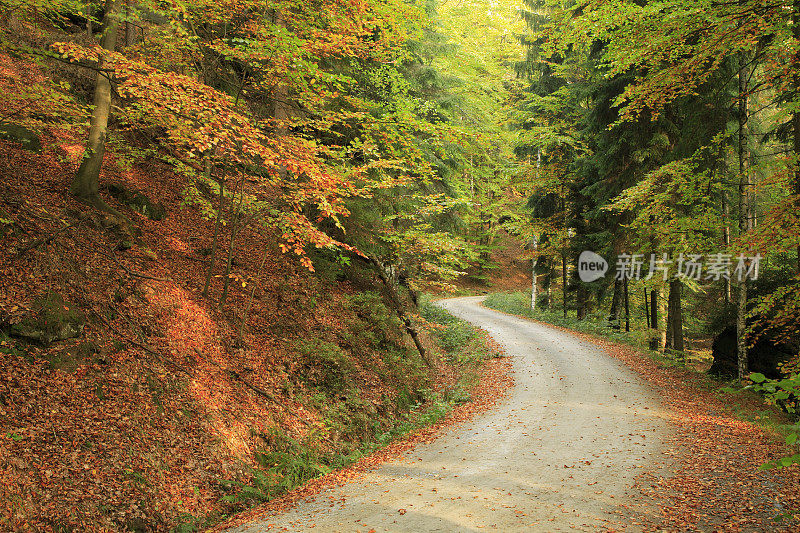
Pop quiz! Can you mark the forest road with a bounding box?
[228,296,671,532]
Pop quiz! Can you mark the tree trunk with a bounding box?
[794,109,800,273]
[562,252,568,319]
[531,258,537,311]
[667,279,684,352]
[794,1,800,273]
[644,289,650,329]
[531,236,538,312]
[722,189,732,303]
[577,282,588,320]
[236,245,269,347]
[271,8,290,181]
[665,287,674,351]
[219,175,245,307]
[608,278,622,329]
[397,273,420,308]
[649,288,659,350]
[86,4,93,36]
[71,0,124,215]
[674,283,684,352]
[367,257,434,367]
[545,259,552,308]
[124,0,130,47]
[736,48,751,383]
[202,161,224,298]
[623,275,630,332]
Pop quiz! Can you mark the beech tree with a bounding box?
[71,0,123,213]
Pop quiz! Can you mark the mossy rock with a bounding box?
[11,293,86,345]
[0,123,41,152]
[709,324,798,379]
[47,341,100,373]
[122,516,156,533]
[106,183,167,221]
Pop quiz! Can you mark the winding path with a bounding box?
[228,296,670,532]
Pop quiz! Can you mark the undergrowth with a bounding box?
[484,290,667,355]
[421,297,504,366]
[212,295,500,525]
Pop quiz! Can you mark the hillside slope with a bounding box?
[0,53,480,532]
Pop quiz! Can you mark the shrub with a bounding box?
[294,339,354,393]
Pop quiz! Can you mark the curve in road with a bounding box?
[228,296,670,532]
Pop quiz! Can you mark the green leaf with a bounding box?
[786,433,797,446]
[749,372,767,383]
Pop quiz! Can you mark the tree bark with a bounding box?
[649,288,659,350]
[236,245,269,347]
[608,278,622,329]
[643,289,650,329]
[124,0,131,47]
[667,279,684,352]
[219,174,245,307]
[202,161,224,298]
[736,47,751,383]
[722,189,732,303]
[273,10,289,182]
[367,256,434,367]
[562,252,568,319]
[545,258,552,308]
[577,284,587,320]
[531,236,538,312]
[665,286,674,351]
[86,9,93,36]
[71,0,124,216]
[794,109,800,273]
[674,283,684,352]
[623,275,630,332]
[794,1,800,273]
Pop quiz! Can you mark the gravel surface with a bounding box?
[228,296,671,532]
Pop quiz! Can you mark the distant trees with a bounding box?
[512,0,800,383]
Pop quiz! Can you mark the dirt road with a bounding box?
[228,296,670,532]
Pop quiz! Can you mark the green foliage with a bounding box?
[224,428,331,505]
[294,339,355,393]
[342,292,401,350]
[121,468,150,487]
[256,429,332,493]
[420,301,456,325]
[483,291,653,351]
[0,332,26,359]
[749,373,800,471]
[172,514,206,533]
[435,320,477,353]
[220,468,280,505]
[421,300,502,364]
[10,292,85,346]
